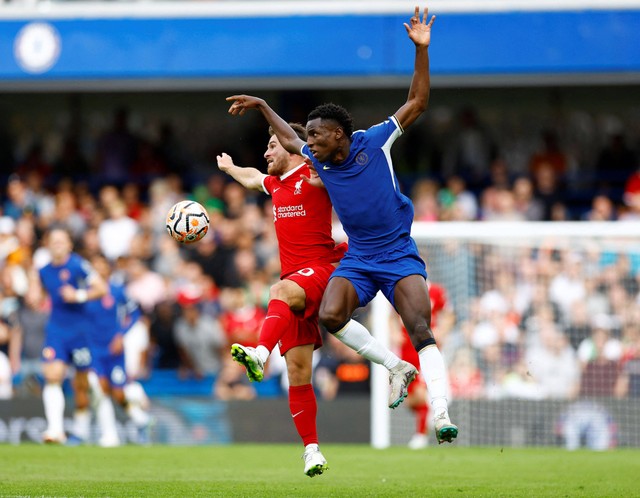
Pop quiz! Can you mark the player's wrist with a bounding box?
[75,289,88,303]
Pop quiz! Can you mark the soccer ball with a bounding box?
[165,200,210,244]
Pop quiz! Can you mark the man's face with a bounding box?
[48,230,72,261]
[264,134,290,176]
[306,118,340,164]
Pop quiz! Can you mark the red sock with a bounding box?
[259,299,293,352]
[289,384,318,446]
[414,403,429,434]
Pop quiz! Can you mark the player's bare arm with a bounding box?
[394,5,436,130]
[226,95,306,156]
[60,273,107,304]
[300,161,325,189]
[217,152,265,191]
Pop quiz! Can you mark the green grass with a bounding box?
[1,444,639,497]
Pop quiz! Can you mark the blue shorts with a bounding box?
[42,324,92,371]
[331,238,427,308]
[91,348,127,388]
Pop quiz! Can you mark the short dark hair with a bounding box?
[269,122,307,141]
[308,103,353,138]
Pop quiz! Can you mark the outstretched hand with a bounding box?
[216,152,234,173]
[300,161,325,189]
[404,5,436,47]
[226,95,264,116]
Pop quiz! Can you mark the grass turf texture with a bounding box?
[1,444,638,497]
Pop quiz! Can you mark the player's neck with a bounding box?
[330,141,351,164]
[51,254,71,266]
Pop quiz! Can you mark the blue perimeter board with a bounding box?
[0,10,638,81]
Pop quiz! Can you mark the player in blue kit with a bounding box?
[34,228,107,444]
[226,5,457,443]
[86,255,153,446]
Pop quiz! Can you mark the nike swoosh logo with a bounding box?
[323,165,330,170]
[273,188,280,192]
[292,410,304,418]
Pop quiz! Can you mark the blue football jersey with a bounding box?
[302,115,414,256]
[86,282,139,348]
[39,253,95,328]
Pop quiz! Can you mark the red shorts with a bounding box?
[278,263,336,355]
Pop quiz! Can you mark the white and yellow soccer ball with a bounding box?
[165,200,210,244]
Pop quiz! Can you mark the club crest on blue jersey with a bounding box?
[355,152,368,166]
[58,268,70,281]
[101,293,116,310]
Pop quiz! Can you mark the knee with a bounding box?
[287,361,312,386]
[319,302,349,332]
[269,282,288,302]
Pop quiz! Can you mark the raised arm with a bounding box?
[226,95,307,156]
[394,5,436,131]
[216,152,265,191]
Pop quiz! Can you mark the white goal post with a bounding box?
[370,221,640,449]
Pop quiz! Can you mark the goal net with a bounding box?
[370,221,640,449]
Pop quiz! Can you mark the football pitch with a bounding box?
[1,444,638,497]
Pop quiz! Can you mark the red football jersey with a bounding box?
[263,163,342,277]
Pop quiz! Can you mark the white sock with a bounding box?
[43,383,65,436]
[97,397,119,441]
[127,403,151,427]
[334,320,400,370]
[73,409,91,440]
[256,345,270,364]
[418,345,449,416]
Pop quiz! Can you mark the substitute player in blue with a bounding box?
[35,228,107,444]
[86,254,153,446]
[226,5,457,443]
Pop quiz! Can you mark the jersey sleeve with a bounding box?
[262,175,275,195]
[363,116,403,148]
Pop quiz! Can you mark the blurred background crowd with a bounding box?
[0,89,639,409]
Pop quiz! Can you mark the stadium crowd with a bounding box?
[0,102,639,408]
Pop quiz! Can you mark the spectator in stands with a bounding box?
[564,300,594,350]
[577,314,622,367]
[529,130,568,180]
[583,194,617,221]
[98,199,139,261]
[3,175,37,220]
[525,323,580,399]
[532,161,564,221]
[47,190,87,241]
[482,188,525,221]
[412,178,440,222]
[125,257,169,315]
[549,251,587,321]
[174,288,225,379]
[615,318,640,398]
[438,175,478,221]
[512,176,544,221]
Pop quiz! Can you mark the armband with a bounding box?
[75,289,88,303]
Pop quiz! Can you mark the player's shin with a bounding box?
[417,342,448,416]
[289,384,318,446]
[258,299,294,363]
[42,383,65,439]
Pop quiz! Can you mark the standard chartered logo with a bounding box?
[276,204,306,218]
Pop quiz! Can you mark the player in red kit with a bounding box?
[217,124,415,477]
